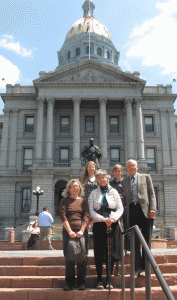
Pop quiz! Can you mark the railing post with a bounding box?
[145,253,151,300]
[120,233,125,300]
[130,230,135,300]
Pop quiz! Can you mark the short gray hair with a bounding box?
[126,159,137,167]
[95,169,111,181]
[62,179,83,198]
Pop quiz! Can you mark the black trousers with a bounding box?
[93,222,120,282]
[65,259,87,287]
[129,203,153,271]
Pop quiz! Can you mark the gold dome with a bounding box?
[65,17,112,41]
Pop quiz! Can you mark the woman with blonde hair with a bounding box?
[81,161,98,201]
[59,179,89,291]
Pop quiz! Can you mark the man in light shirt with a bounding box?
[38,207,54,250]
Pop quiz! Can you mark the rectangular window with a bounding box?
[147,148,156,170]
[25,116,34,132]
[110,148,120,163]
[61,117,70,133]
[85,116,94,133]
[110,117,119,133]
[60,148,69,163]
[145,116,154,132]
[23,148,33,171]
[22,188,31,212]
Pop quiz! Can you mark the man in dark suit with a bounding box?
[122,159,156,276]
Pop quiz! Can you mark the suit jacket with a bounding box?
[122,173,156,219]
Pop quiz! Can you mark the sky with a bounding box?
[1,0,177,114]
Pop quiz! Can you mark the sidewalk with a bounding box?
[0,248,177,257]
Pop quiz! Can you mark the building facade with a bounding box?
[0,0,177,238]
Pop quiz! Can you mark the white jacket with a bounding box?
[88,184,123,222]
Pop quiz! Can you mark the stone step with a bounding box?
[0,273,177,289]
[0,286,176,300]
[0,254,175,266]
[1,263,177,277]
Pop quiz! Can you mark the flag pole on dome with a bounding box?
[89,1,91,60]
[84,3,91,59]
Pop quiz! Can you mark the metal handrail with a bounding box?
[119,223,175,300]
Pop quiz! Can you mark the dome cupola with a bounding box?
[56,0,120,70]
[82,0,95,17]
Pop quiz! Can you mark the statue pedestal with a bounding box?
[71,159,81,168]
[100,159,109,169]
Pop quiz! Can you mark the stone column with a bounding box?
[168,109,177,166]
[0,108,10,167]
[125,98,134,159]
[99,97,109,168]
[159,109,170,167]
[9,109,19,168]
[46,98,54,166]
[135,98,145,161]
[35,97,45,165]
[71,97,81,168]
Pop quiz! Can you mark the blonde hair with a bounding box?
[80,161,97,187]
[62,179,83,198]
[112,164,123,173]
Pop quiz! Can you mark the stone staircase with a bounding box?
[0,253,177,299]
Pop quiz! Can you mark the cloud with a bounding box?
[0,56,20,88]
[127,0,177,76]
[0,35,35,57]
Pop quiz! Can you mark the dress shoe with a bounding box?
[79,283,86,290]
[105,281,113,289]
[134,269,141,278]
[96,281,104,289]
[63,284,72,291]
[140,270,145,277]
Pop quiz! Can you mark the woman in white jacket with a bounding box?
[88,169,123,290]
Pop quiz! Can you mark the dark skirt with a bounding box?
[27,234,39,248]
[93,221,121,263]
[62,228,88,257]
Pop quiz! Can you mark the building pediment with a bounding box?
[33,61,146,86]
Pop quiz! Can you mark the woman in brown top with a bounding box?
[59,179,89,291]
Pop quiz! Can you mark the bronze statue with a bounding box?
[81,138,102,169]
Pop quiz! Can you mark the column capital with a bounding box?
[36,97,45,102]
[134,97,143,105]
[159,108,167,115]
[46,98,55,107]
[46,97,54,102]
[72,97,81,105]
[98,97,107,105]
[3,108,11,115]
[125,98,133,105]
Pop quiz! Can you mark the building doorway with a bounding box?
[54,180,67,216]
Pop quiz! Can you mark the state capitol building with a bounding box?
[0,0,177,239]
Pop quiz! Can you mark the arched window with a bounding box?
[107,51,110,59]
[97,47,102,56]
[67,51,70,60]
[76,48,80,57]
[86,46,92,54]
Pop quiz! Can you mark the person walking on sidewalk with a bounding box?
[37,207,54,250]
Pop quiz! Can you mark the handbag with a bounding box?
[66,235,86,263]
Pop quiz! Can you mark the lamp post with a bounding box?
[33,186,43,216]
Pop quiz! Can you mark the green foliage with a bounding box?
[51,233,63,240]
